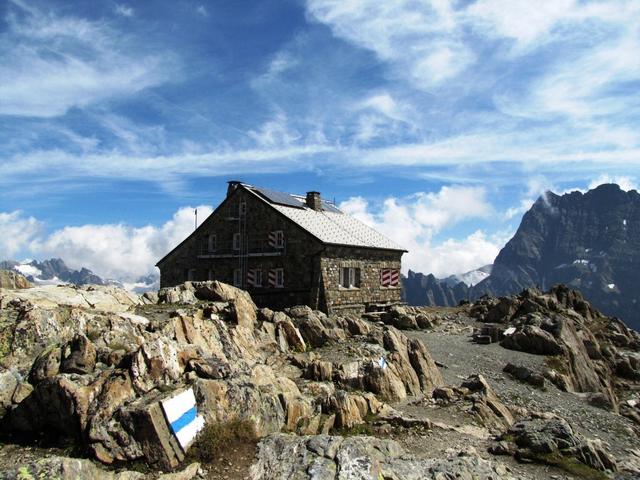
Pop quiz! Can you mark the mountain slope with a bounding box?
[0,258,159,293]
[403,266,492,307]
[471,184,640,330]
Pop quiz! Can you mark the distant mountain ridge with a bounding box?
[0,258,158,293]
[402,265,492,307]
[470,183,640,330]
[403,184,640,331]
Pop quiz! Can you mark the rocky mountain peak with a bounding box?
[472,183,640,330]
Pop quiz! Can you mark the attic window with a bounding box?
[340,267,360,289]
[239,200,246,215]
[208,234,217,252]
[269,230,284,248]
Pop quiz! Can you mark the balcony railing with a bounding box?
[197,238,285,258]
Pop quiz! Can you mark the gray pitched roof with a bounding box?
[244,184,406,251]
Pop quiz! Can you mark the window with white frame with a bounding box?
[233,269,242,287]
[275,268,284,288]
[207,234,217,252]
[339,267,361,288]
[233,232,241,250]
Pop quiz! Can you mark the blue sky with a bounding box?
[1,0,639,282]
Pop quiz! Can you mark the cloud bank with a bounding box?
[1,206,212,281]
[340,186,503,277]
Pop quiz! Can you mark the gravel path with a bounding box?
[406,327,639,461]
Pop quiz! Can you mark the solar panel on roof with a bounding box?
[251,187,306,208]
[321,201,342,214]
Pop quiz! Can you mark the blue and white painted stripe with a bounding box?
[161,388,205,451]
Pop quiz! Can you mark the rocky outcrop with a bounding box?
[503,363,546,389]
[503,417,618,474]
[501,325,562,355]
[0,284,142,313]
[0,281,443,472]
[471,184,640,331]
[460,374,514,430]
[0,270,32,289]
[251,434,516,480]
[470,285,640,412]
[0,457,200,480]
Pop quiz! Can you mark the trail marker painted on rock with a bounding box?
[503,327,516,336]
[161,388,205,451]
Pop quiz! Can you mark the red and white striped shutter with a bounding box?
[381,269,391,287]
[390,269,399,286]
[246,269,256,287]
[268,231,277,248]
[268,269,277,287]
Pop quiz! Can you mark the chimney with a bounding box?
[306,191,322,211]
[227,180,242,197]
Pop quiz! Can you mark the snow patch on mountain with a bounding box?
[2,258,158,293]
[443,265,493,287]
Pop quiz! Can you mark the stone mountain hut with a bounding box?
[156,181,407,314]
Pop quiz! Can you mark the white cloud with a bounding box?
[0,211,42,258]
[307,0,640,126]
[306,0,473,88]
[196,5,208,17]
[466,0,577,49]
[0,2,172,117]
[1,206,213,281]
[114,4,134,17]
[247,112,301,148]
[340,186,499,276]
[359,94,397,117]
[588,175,637,192]
[426,231,502,277]
[352,92,417,143]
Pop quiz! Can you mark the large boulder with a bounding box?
[506,417,618,473]
[503,363,546,388]
[1,285,141,312]
[0,368,19,418]
[500,325,563,355]
[251,434,516,480]
[461,374,514,429]
[60,334,97,375]
[192,281,257,330]
[0,456,200,480]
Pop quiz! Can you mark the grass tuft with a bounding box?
[544,355,569,375]
[188,419,257,463]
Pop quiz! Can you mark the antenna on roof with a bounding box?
[194,208,198,230]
